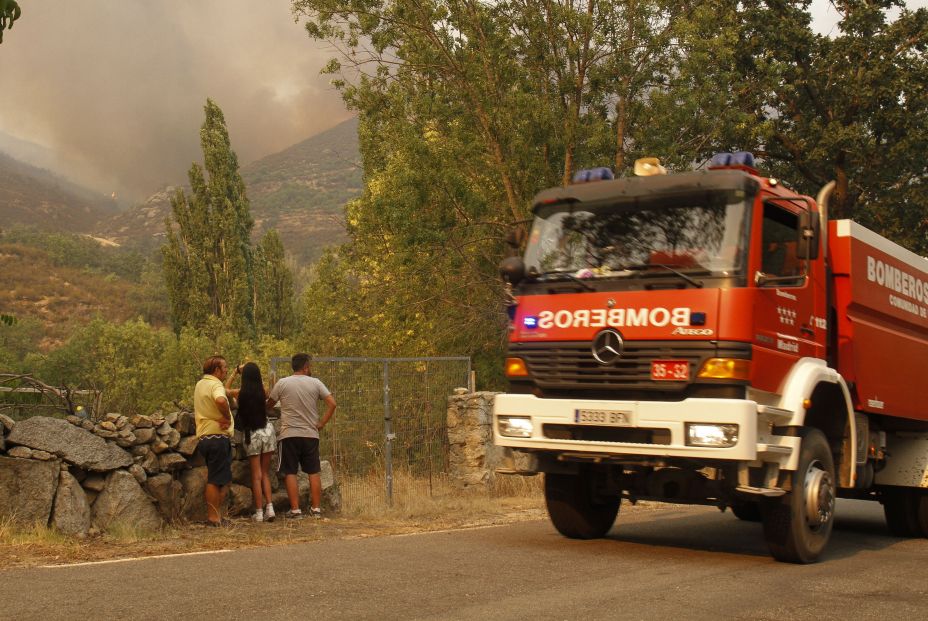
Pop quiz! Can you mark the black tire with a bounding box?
[883,488,928,538]
[544,469,620,539]
[761,429,836,563]
[730,500,763,522]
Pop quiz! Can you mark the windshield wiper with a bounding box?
[531,269,596,291]
[622,263,705,288]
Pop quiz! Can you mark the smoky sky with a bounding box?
[0,0,351,203]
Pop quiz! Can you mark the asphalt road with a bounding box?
[3,499,926,621]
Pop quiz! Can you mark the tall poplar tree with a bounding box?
[254,230,295,339]
[163,99,256,338]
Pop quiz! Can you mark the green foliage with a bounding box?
[26,318,293,416]
[0,316,40,371]
[162,99,258,339]
[291,0,722,385]
[0,0,21,44]
[255,230,296,339]
[291,0,928,389]
[668,0,928,252]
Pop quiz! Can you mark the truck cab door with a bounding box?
[752,200,826,391]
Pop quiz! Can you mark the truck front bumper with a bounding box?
[494,394,771,463]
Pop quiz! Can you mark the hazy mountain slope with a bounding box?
[0,152,117,234]
[96,117,361,261]
[0,240,163,348]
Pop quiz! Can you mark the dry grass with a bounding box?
[0,474,546,570]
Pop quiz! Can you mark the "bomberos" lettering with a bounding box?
[537,307,691,329]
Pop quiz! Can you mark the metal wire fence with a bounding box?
[269,356,472,510]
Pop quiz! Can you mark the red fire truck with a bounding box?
[494,152,928,563]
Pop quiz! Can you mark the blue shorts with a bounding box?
[197,435,232,486]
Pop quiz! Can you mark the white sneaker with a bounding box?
[252,509,264,522]
[310,507,322,519]
[265,503,276,522]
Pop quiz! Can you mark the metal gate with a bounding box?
[269,356,471,510]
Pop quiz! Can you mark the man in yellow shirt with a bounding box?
[194,355,234,526]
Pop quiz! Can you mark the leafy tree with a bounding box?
[254,230,296,339]
[162,99,257,338]
[294,0,928,386]
[292,0,717,381]
[662,0,928,252]
[0,0,20,44]
[27,318,288,415]
[0,316,40,371]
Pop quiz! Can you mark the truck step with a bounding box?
[756,405,794,419]
[494,468,538,476]
[736,485,786,497]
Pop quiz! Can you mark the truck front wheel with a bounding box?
[761,429,836,563]
[883,488,928,538]
[544,468,620,539]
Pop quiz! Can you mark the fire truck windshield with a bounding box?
[524,189,750,279]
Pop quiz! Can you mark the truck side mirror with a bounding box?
[797,210,820,260]
[499,256,526,286]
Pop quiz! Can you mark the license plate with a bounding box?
[651,360,690,381]
[575,409,633,426]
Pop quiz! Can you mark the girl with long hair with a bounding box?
[227,362,277,522]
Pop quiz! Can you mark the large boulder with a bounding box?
[133,428,155,444]
[179,467,209,522]
[8,417,132,472]
[177,435,199,456]
[158,452,188,471]
[227,484,254,516]
[267,461,339,512]
[175,411,196,436]
[231,460,252,486]
[0,456,60,526]
[91,469,162,532]
[0,413,15,433]
[146,473,184,521]
[52,470,91,537]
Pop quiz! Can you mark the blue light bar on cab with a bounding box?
[572,167,615,183]
[709,151,755,168]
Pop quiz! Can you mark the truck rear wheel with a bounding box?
[883,489,928,538]
[544,468,620,539]
[761,429,836,563]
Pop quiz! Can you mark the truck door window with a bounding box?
[761,203,803,285]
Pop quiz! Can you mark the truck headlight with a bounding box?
[497,416,533,438]
[686,423,739,448]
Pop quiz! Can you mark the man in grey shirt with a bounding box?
[266,353,337,518]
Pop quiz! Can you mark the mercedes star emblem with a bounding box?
[592,329,624,365]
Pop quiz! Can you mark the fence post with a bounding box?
[383,360,394,506]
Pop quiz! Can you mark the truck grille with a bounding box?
[509,340,749,392]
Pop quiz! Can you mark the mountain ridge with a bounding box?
[95,116,361,261]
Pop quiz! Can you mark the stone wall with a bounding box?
[0,412,338,537]
[447,390,504,488]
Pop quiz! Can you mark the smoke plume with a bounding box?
[0,0,350,203]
